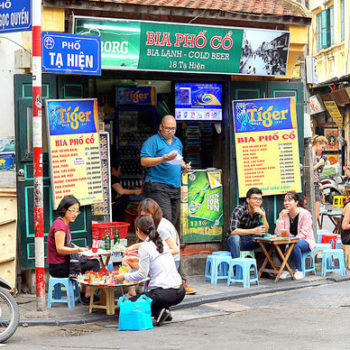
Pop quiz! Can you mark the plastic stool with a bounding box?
[313,243,332,269]
[211,251,231,276]
[212,251,231,257]
[317,230,330,244]
[321,249,346,276]
[240,250,255,259]
[227,258,259,288]
[47,277,81,308]
[204,255,231,284]
[333,195,346,208]
[336,239,342,249]
[301,251,316,277]
[321,234,338,249]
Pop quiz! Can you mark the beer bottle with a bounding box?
[115,229,120,244]
[189,183,210,214]
[105,232,111,250]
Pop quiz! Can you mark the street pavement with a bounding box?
[7,280,350,349]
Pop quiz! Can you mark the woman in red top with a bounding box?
[47,195,99,304]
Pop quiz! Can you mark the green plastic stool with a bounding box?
[240,250,255,259]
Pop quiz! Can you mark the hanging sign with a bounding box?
[42,32,101,75]
[233,97,302,197]
[73,16,290,76]
[45,99,103,208]
[323,101,343,127]
[0,0,31,33]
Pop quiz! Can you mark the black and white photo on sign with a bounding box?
[239,29,290,76]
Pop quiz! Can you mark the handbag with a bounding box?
[117,295,153,331]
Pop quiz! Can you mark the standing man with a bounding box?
[141,115,188,226]
[141,115,196,295]
[226,187,269,258]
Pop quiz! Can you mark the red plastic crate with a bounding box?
[92,222,130,240]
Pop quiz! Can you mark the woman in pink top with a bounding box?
[275,191,316,280]
[47,195,99,304]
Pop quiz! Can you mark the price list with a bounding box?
[279,142,295,185]
[92,132,112,220]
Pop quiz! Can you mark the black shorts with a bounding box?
[49,258,100,278]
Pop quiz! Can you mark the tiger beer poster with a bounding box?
[233,97,301,197]
[46,99,103,208]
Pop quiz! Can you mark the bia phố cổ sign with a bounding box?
[233,97,301,197]
[45,99,103,208]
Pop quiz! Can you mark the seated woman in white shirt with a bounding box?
[115,215,185,326]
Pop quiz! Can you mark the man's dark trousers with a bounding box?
[144,182,180,227]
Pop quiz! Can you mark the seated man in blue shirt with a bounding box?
[226,187,269,258]
[140,115,189,226]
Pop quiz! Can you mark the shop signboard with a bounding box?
[324,128,339,151]
[45,98,104,208]
[42,32,101,76]
[179,170,223,243]
[73,16,290,76]
[0,0,31,33]
[233,97,302,197]
[116,86,156,106]
[323,101,343,127]
[309,95,325,115]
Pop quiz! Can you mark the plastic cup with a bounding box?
[281,229,287,238]
[92,239,98,253]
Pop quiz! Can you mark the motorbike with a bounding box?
[0,278,19,343]
[320,175,346,204]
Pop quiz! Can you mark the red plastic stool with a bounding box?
[321,234,338,249]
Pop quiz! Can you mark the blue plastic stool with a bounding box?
[204,255,231,284]
[313,243,332,269]
[211,252,231,276]
[317,230,330,244]
[336,239,342,249]
[47,277,81,308]
[321,249,346,276]
[240,250,255,259]
[212,251,231,257]
[301,251,316,277]
[227,258,259,288]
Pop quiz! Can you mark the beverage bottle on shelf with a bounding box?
[115,229,120,244]
[105,232,111,250]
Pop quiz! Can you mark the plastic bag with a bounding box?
[117,294,153,331]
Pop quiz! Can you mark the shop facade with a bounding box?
[12,1,311,286]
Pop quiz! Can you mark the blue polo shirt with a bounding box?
[140,131,183,188]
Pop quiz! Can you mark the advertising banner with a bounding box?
[45,99,103,208]
[323,101,343,127]
[233,97,301,197]
[180,171,223,243]
[116,86,156,106]
[324,128,338,151]
[0,0,31,33]
[187,170,223,228]
[73,16,290,76]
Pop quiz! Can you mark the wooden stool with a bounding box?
[341,244,350,270]
[89,285,120,315]
[333,195,346,208]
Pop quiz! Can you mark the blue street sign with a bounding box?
[0,0,31,33]
[42,32,101,76]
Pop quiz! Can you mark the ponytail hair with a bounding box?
[135,215,164,254]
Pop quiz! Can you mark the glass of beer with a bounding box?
[92,239,98,253]
[281,228,287,238]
